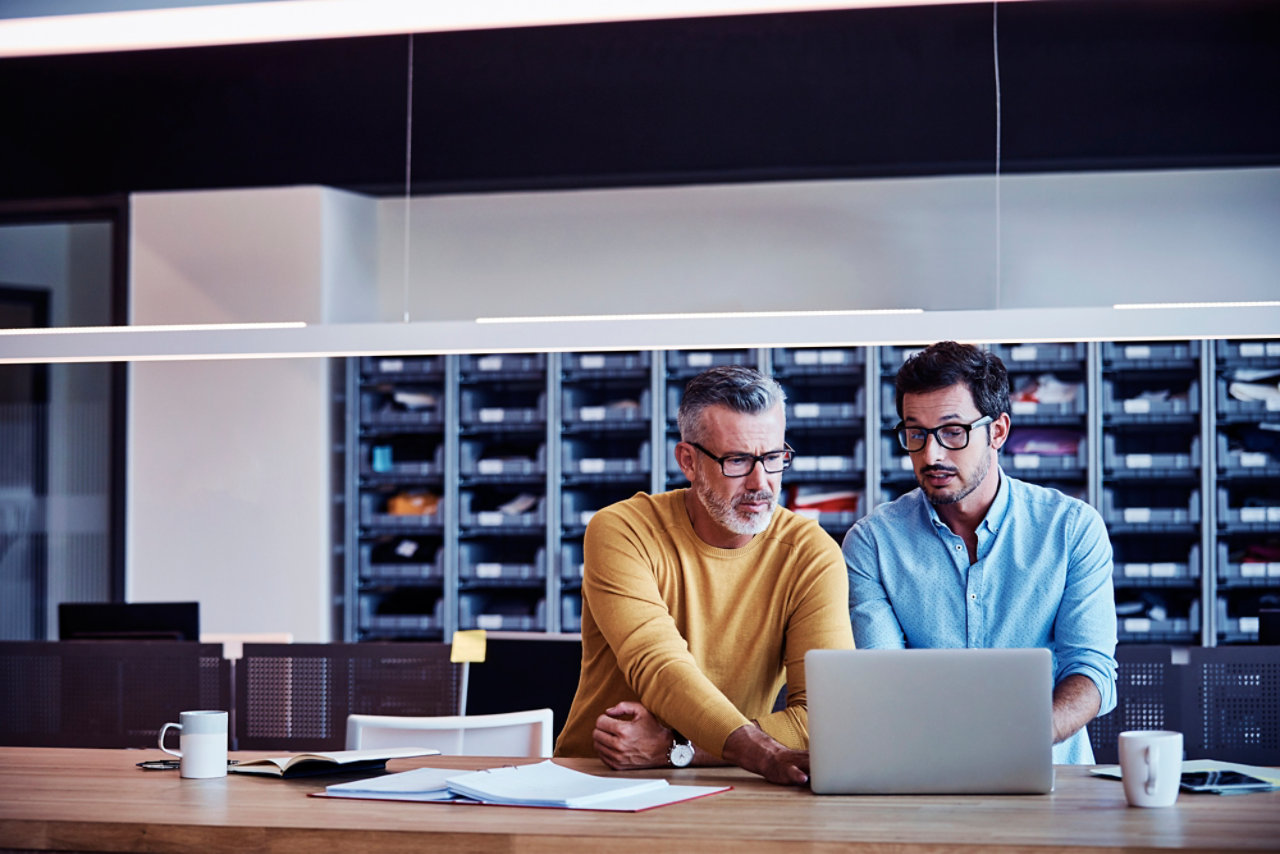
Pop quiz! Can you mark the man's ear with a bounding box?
[673,441,697,481]
[989,413,1011,451]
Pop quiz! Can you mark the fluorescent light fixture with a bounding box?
[0,321,306,336]
[1,305,1277,364]
[476,308,923,324]
[1114,300,1280,310]
[0,0,1034,58]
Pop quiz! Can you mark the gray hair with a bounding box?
[677,364,787,443]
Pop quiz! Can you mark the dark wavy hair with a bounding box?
[677,364,786,444]
[894,341,1010,421]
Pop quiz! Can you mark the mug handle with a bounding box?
[158,722,183,758]
[1144,745,1158,796]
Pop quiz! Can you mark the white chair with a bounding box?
[345,708,554,757]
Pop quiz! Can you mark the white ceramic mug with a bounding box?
[1118,730,1182,807]
[158,710,228,779]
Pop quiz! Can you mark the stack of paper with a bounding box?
[319,759,730,812]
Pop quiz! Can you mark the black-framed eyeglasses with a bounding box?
[895,415,993,452]
[689,442,795,477]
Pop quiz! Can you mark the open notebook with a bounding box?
[315,760,729,811]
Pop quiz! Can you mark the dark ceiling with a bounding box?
[1,0,1277,202]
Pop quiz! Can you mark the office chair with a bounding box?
[345,708,554,757]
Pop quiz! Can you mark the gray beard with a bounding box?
[694,478,776,536]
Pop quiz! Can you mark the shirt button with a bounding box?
[955,544,962,551]
[970,594,977,600]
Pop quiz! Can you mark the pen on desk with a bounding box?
[137,759,239,770]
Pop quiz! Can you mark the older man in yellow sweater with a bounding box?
[554,365,854,785]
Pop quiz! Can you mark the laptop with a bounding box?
[806,648,1055,795]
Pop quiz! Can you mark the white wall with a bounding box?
[127,186,378,641]
[378,168,1280,322]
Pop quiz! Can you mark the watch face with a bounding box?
[670,741,695,768]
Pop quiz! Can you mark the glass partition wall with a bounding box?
[0,208,127,639]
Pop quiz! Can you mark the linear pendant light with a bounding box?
[2,305,1278,364]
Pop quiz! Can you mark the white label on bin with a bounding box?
[1124,563,1151,578]
[1241,617,1260,634]
[1124,618,1152,633]
[479,408,505,423]
[820,350,845,365]
[1267,399,1280,411]
[1124,345,1152,359]
[794,403,821,419]
[477,615,504,630]
[580,355,605,370]
[1123,399,1151,414]
[379,358,404,373]
[477,356,503,371]
[1011,401,1037,415]
[580,511,596,525]
[1124,507,1152,523]
[1151,563,1178,578]
[1241,507,1267,523]
[1269,563,1280,578]
[1011,345,1038,362]
[580,458,606,474]
[1269,508,1280,523]
[1013,454,1041,469]
[476,563,503,579]
[580,406,606,422]
[793,458,817,471]
[1240,342,1265,357]
[1269,342,1280,357]
[795,350,819,365]
[478,460,504,475]
[1240,452,1267,467]
[1243,563,1266,578]
[818,456,845,471]
[900,457,914,471]
[1125,454,1153,469]
[688,352,713,367]
[477,511,504,526]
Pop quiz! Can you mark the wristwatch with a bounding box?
[668,731,694,768]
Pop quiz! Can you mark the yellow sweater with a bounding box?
[554,489,854,759]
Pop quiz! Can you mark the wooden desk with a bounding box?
[1,748,1277,853]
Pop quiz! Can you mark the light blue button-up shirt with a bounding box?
[842,469,1117,764]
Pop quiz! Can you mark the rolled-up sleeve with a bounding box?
[1053,503,1118,716]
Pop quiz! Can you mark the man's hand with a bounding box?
[721,723,810,786]
[592,701,673,770]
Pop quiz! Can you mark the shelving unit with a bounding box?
[1211,339,1280,644]
[340,338,1277,646]
[771,347,868,537]
[1100,341,1205,646]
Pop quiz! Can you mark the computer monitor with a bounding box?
[58,601,200,641]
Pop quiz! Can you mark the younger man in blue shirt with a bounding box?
[843,341,1117,763]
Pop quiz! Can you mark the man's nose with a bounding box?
[920,432,949,463]
[744,458,771,490]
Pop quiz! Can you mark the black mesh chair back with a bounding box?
[235,643,461,752]
[1187,645,1280,764]
[0,641,230,748]
[1086,645,1181,764]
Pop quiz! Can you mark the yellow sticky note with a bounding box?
[451,629,487,663]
